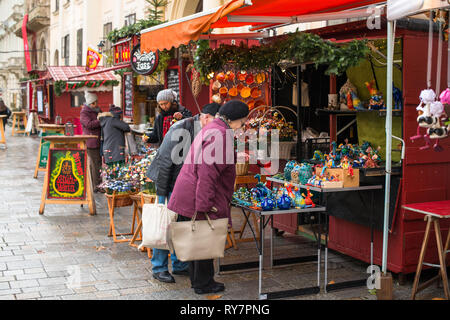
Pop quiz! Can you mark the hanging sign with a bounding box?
[113,38,132,65]
[86,47,103,72]
[131,44,159,75]
[47,149,87,200]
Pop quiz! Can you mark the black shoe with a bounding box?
[194,282,225,295]
[172,269,189,276]
[153,271,175,283]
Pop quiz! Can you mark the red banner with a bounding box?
[22,14,32,73]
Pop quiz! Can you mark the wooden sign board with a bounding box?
[47,149,87,200]
[123,72,134,119]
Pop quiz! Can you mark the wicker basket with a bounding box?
[105,192,135,207]
[236,162,249,176]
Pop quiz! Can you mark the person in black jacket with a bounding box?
[144,89,192,146]
[146,102,221,284]
[98,105,131,167]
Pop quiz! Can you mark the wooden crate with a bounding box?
[315,167,359,188]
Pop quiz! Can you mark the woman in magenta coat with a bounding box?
[168,100,249,295]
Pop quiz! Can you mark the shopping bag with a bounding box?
[168,212,228,262]
[139,199,177,251]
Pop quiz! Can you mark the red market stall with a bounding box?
[139,0,450,281]
[32,66,118,127]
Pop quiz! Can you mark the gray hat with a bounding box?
[85,92,98,105]
[157,89,177,103]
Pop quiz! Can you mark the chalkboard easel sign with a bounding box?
[166,66,181,105]
[123,72,134,120]
[47,149,87,200]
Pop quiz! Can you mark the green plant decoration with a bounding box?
[193,31,369,79]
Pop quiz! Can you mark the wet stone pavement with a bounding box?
[0,126,447,301]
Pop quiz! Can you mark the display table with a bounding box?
[267,176,383,293]
[225,203,326,300]
[0,115,6,149]
[34,125,67,178]
[403,201,450,300]
[38,135,97,215]
[231,174,268,248]
[129,193,156,259]
[11,111,28,136]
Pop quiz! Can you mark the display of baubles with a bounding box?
[212,93,222,104]
[212,80,222,91]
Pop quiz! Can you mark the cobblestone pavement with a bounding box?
[0,126,447,301]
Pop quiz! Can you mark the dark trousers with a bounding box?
[177,215,215,289]
[87,148,102,188]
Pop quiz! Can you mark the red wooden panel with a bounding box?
[273,213,298,235]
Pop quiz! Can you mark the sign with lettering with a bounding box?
[131,44,159,75]
[86,47,103,72]
[47,149,86,200]
[123,72,134,119]
[166,67,180,101]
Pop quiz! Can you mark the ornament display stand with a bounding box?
[11,111,28,136]
[0,115,6,149]
[38,135,97,215]
[129,193,156,259]
[106,192,138,243]
[33,125,66,179]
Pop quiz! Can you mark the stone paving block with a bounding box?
[3,269,24,276]
[24,267,46,274]
[9,279,39,289]
[38,277,68,286]
[15,273,49,281]
[15,292,42,300]
[0,295,16,300]
[6,259,42,270]
[94,282,120,291]
[0,282,10,290]
[0,255,24,263]
[73,286,98,294]
[95,290,121,299]
[61,293,99,300]
[0,263,6,271]
[91,271,125,281]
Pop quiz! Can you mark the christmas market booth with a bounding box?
[138,0,450,298]
[30,66,118,126]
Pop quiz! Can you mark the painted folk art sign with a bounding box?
[47,149,86,200]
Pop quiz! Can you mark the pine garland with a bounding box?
[194,32,370,82]
[53,80,120,97]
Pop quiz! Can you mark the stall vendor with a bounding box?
[143,89,192,146]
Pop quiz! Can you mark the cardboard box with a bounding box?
[315,167,360,188]
[310,179,344,188]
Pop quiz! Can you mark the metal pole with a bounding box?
[382,20,394,275]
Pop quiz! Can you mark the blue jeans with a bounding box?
[151,194,188,274]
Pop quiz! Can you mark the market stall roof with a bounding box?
[141,0,385,52]
[45,66,118,82]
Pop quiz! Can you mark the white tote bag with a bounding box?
[139,198,178,251]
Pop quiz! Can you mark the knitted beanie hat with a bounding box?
[85,92,98,105]
[157,89,177,103]
[219,100,249,121]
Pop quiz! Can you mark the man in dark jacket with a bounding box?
[80,92,102,192]
[144,89,192,146]
[146,102,221,284]
[98,105,131,166]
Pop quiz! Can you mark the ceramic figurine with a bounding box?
[290,166,300,184]
[311,150,324,161]
[261,198,276,211]
[277,193,292,210]
[303,188,316,208]
[365,80,384,110]
[284,160,298,181]
[294,187,306,209]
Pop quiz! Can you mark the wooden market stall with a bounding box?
[30,66,117,126]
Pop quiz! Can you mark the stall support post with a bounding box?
[296,66,302,160]
[379,19,395,300]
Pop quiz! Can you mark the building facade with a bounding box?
[0,0,26,111]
